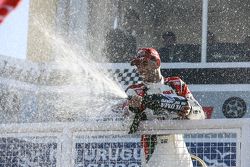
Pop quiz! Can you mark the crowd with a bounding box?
[103,8,249,63]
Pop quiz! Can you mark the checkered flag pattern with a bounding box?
[107,68,142,86]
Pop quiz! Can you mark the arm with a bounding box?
[165,77,206,119]
[142,94,205,119]
[127,93,190,134]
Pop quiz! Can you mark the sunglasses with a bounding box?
[135,58,156,67]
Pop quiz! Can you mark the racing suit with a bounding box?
[125,76,205,167]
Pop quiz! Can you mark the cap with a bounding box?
[130,48,161,66]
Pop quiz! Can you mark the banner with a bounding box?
[74,135,142,167]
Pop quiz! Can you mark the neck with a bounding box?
[154,72,162,82]
[165,43,175,48]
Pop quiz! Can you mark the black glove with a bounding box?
[142,94,189,114]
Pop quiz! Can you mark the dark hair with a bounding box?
[245,35,250,43]
[207,31,215,37]
[162,31,176,40]
[125,9,140,20]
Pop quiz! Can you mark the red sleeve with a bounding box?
[164,76,191,97]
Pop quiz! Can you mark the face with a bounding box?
[135,59,159,82]
[163,36,176,47]
[123,14,139,33]
[245,36,250,48]
[207,33,216,45]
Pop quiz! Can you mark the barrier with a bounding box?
[0,119,250,167]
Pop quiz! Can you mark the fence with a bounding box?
[0,119,250,167]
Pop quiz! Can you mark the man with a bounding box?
[104,28,136,63]
[158,31,183,62]
[125,48,205,167]
[244,35,250,58]
[207,31,217,45]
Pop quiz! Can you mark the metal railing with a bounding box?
[0,119,249,167]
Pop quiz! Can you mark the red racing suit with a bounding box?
[125,76,205,167]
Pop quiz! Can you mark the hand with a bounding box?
[128,95,143,108]
[178,102,191,118]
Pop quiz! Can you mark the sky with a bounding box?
[0,0,30,59]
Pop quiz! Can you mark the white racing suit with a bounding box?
[125,76,205,167]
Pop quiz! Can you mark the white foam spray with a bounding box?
[32,18,128,121]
